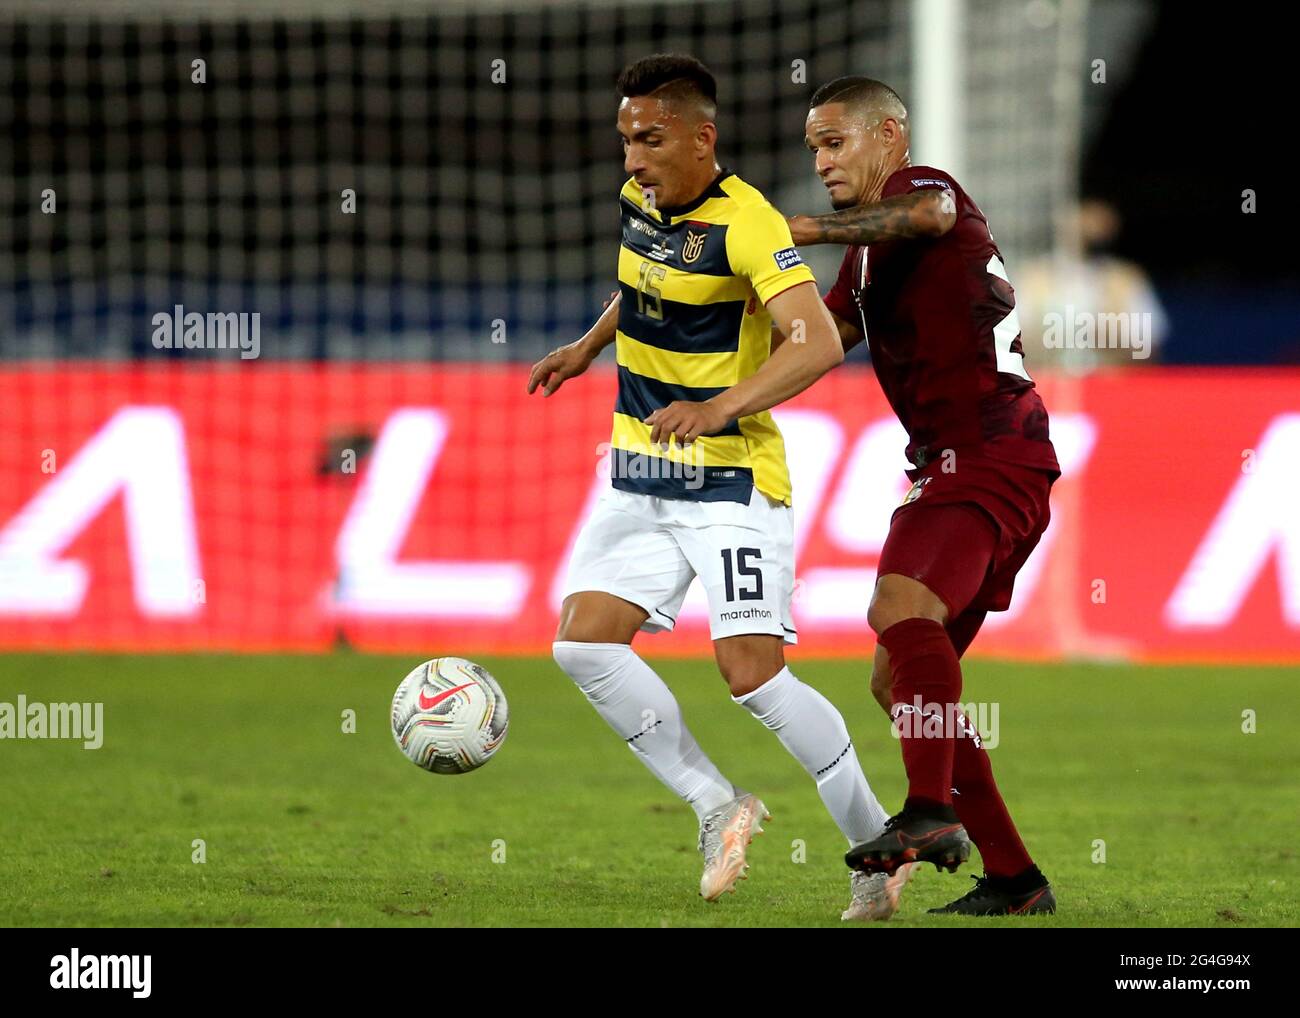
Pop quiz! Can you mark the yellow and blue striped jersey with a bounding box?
[612,169,815,505]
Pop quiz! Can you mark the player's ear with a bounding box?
[696,120,717,156]
[880,116,903,149]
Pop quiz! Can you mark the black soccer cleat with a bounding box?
[845,809,971,875]
[927,874,1057,915]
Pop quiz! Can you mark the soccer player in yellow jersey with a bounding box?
[527,55,911,920]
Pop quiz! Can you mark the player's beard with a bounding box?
[828,177,870,210]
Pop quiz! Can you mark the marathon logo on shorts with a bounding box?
[720,607,773,621]
[773,246,803,271]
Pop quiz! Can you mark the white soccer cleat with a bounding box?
[698,791,770,902]
[841,861,918,921]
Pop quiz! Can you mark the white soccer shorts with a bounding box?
[562,486,798,644]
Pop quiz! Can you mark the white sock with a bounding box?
[734,666,888,845]
[553,641,735,820]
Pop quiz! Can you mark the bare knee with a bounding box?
[870,644,893,714]
[867,573,948,635]
[714,635,785,697]
[555,591,647,646]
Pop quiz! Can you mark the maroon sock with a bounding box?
[950,713,1034,878]
[878,618,963,806]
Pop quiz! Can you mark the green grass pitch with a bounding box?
[1,652,1296,927]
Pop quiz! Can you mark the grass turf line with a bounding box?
[0,653,1296,927]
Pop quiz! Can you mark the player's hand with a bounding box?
[644,400,730,447]
[527,340,594,397]
[786,214,818,246]
[601,290,620,311]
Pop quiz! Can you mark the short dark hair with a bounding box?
[617,53,718,119]
[809,75,907,122]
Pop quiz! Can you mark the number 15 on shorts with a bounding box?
[720,547,764,602]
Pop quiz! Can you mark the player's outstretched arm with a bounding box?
[646,281,841,444]
[787,188,957,246]
[526,292,621,397]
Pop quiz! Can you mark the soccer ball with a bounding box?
[390,657,509,774]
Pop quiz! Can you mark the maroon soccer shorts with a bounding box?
[876,454,1056,626]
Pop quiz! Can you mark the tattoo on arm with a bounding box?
[807,191,952,245]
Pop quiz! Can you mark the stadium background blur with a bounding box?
[0,0,1294,660]
[2,0,1297,933]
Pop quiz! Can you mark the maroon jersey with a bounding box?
[823,165,1060,478]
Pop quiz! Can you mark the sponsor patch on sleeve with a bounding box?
[910,177,952,189]
[774,246,804,271]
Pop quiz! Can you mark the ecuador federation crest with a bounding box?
[682,227,708,264]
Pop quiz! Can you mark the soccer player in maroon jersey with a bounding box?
[785,76,1060,915]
